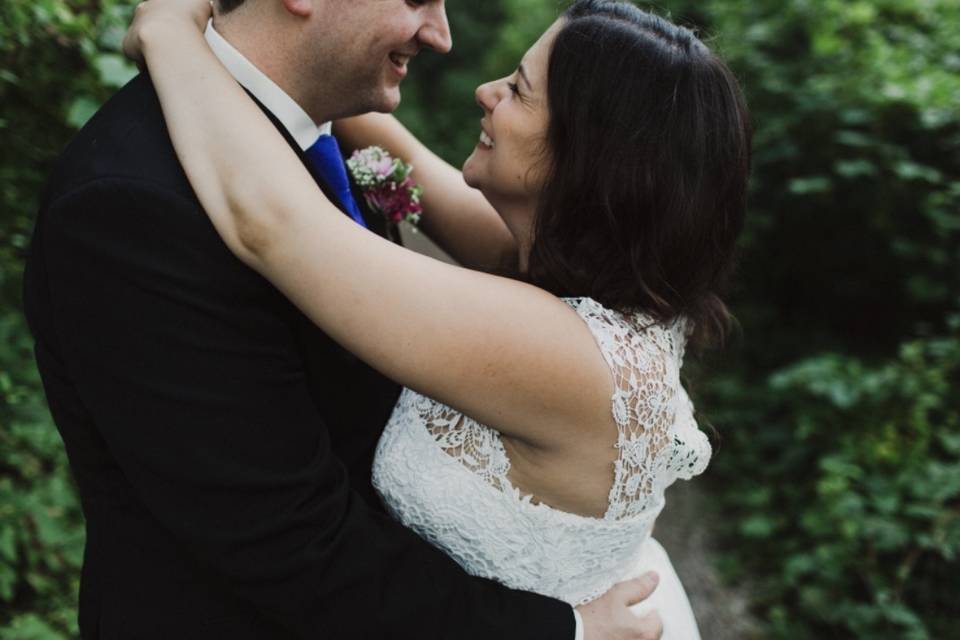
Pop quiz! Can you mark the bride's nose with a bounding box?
[475,79,504,114]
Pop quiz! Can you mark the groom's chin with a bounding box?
[361,88,402,115]
[379,87,402,113]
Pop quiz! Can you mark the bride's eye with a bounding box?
[508,82,520,96]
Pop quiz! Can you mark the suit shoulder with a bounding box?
[47,74,194,202]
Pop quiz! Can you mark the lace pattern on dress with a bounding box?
[418,394,512,492]
[372,296,712,606]
[568,297,704,520]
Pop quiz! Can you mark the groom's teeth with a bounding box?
[390,53,409,66]
[480,131,495,148]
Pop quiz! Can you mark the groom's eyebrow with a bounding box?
[518,64,533,90]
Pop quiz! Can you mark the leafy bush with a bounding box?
[1,1,137,636]
[666,0,960,363]
[663,0,960,635]
[0,313,83,639]
[705,322,960,638]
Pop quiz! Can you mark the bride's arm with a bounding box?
[131,4,613,453]
[334,113,517,272]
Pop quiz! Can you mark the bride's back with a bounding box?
[372,296,711,606]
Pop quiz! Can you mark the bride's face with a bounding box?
[462,21,560,218]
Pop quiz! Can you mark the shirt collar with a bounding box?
[204,20,331,150]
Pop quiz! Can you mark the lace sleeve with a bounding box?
[564,298,710,521]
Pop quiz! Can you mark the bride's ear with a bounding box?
[280,0,312,19]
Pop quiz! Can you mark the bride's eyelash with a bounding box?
[508,82,520,96]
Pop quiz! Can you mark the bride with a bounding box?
[123,0,751,637]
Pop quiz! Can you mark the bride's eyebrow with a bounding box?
[517,64,533,90]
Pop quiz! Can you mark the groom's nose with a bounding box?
[417,4,452,54]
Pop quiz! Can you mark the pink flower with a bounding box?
[346,146,423,227]
[375,157,395,178]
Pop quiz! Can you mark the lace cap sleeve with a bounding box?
[563,298,711,520]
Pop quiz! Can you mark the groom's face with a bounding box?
[321,0,452,113]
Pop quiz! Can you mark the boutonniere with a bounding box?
[346,146,423,229]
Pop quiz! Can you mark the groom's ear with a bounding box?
[280,0,312,19]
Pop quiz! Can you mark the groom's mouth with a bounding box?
[388,52,412,78]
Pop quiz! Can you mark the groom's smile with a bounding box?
[388,51,416,80]
[323,0,450,114]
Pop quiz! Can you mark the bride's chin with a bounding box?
[462,158,481,190]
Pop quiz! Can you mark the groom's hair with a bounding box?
[524,0,752,351]
[218,0,247,13]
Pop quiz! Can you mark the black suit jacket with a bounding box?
[22,74,573,639]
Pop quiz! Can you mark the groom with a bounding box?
[23,0,662,638]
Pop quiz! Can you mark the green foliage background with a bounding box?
[1,0,957,638]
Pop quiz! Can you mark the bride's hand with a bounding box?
[122,0,213,67]
[577,572,664,640]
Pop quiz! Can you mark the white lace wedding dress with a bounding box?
[372,297,711,639]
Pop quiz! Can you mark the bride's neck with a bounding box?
[516,236,532,273]
[489,199,535,274]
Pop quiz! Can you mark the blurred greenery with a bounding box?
[1,0,957,638]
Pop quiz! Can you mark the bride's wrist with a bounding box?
[139,17,204,59]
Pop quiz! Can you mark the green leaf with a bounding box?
[94,53,137,89]
[834,159,878,178]
[741,515,776,538]
[65,96,100,129]
[0,526,16,562]
[787,176,832,195]
[0,562,16,602]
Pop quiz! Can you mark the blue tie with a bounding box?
[305,134,368,229]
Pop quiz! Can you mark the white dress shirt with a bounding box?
[203,19,585,640]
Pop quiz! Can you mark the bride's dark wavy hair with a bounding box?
[526,0,751,350]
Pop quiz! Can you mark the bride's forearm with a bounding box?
[335,113,517,271]
[139,19,309,263]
